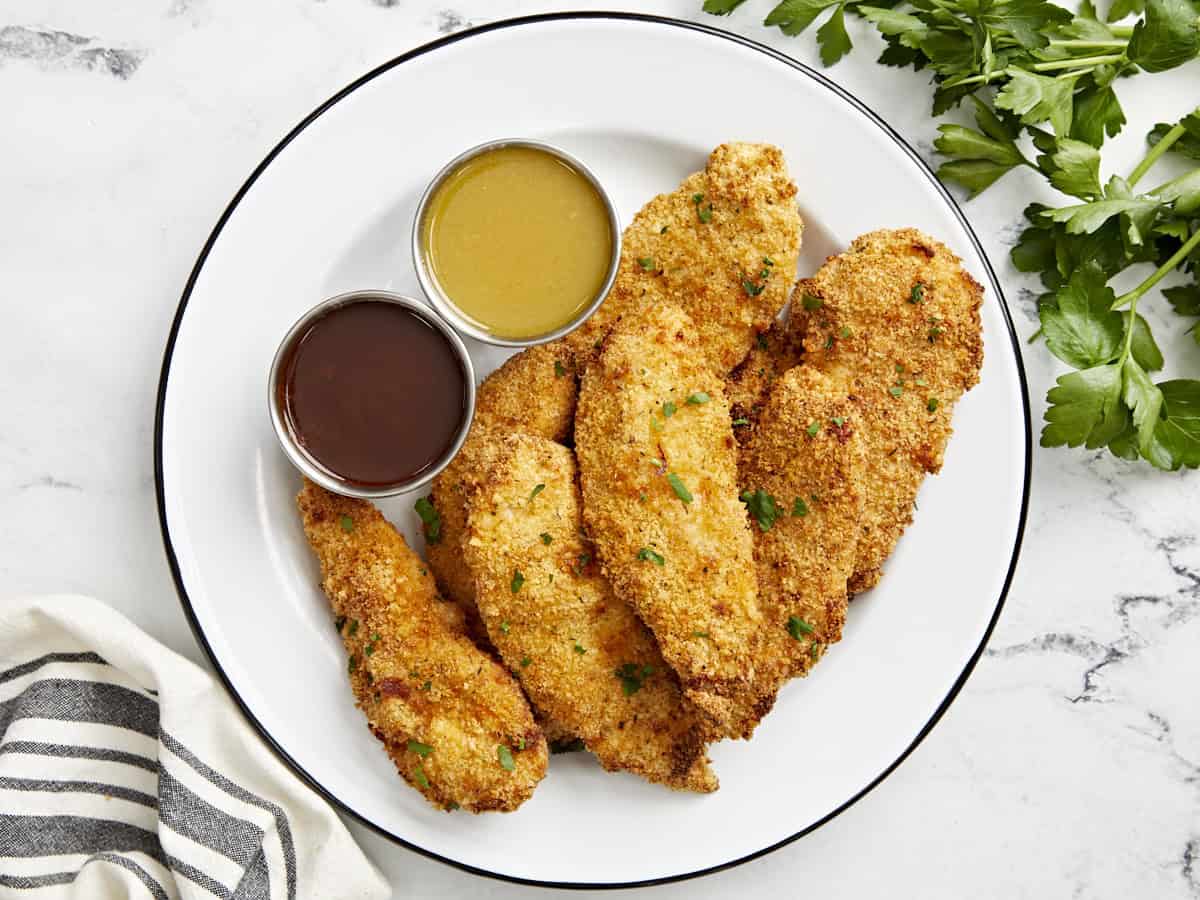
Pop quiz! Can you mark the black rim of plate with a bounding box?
[154,11,1033,891]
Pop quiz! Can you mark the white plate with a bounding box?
[156,13,1030,888]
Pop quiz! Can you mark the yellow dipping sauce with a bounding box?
[422,145,614,340]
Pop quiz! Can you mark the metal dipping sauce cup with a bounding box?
[411,138,622,348]
[268,289,476,499]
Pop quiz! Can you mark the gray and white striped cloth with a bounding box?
[0,595,390,899]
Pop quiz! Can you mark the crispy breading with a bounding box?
[725,318,804,442]
[790,228,983,593]
[575,304,767,740]
[297,480,546,813]
[739,367,865,684]
[564,142,802,374]
[463,434,717,792]
[425,342,578,629]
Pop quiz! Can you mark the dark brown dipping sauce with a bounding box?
[279,300,468,486]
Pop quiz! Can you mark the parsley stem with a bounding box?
[1127,123,1187,188]
[1111,228,1200,311]
[1029,53,1123,72]
[1046,39,1127,50]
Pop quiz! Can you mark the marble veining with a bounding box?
[0,25,143,78]
[2,3,1198,898]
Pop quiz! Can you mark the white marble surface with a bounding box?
[2,1,1198,897]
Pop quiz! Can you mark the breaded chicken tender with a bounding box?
[425,342,577,628]
[297,480,547,813]
[739,367,865,684]
[791,228,983,593]
[576,305,766,740]
[464,434,717,792]
[564,142,802,374]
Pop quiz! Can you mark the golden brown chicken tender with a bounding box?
[424,342,578,630]
[575,304,767,740]
[298,480,546,813]
[463,434,717,792]
[564,141,802,374]
[790,228,983,593]
[738,367,865,684]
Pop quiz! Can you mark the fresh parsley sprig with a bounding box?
[702,0,1200,470]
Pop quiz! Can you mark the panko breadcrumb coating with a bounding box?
[564,142,802,375]
[576,304,767,740]
[425,342,578,632]
[790,228,983,593]
[738,367,865,685]
[298,480,547,813]
[464,434,717,792]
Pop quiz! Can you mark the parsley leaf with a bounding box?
[1039,138,1104,200]
[687,392,711,405]
[529,483,545,501]
[1127,0,1200,73]
[511,570,525,593]
[414,497,442,545]
[1041,363,1130,449]
[816,3,853,66]
[637,547,666,566]
[339,515,354,533]
[995,69,1076,137]
[497,745,515,772]
[614,662,656,696]
[407,739,434,758]
[763,0,842,37]
[540,532,553,545]
[702,0,750,15]
[787,616,815,639]
[741,489,783,531]
[1038,264,1123,368]
[667,473,693,504]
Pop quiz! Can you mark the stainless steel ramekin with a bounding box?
[267,289,476,499]
[411,138,621,347]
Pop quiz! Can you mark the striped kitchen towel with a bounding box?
[0,595,390,899]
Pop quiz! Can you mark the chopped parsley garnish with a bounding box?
[928,326,943,342]
[742,275,766,297]
[693,630,711,639]
[890,385,904,398]
[497,745,515,771]
[792,497,809,517]
[347,619,359,637]
[909,282,926,304]
[446,801,459,810]
[928,397,940,412]
[831,416,845,428]
[637,547,665,566]
[660,225,669,234]
[413,765,430,789]
[554,360,567,377]
[810,642,822,661]
[663,401,677,418]
[757,333,770,350]
[839,326,852,338]
[573,552,591,575]
[511,570,525,593]
[687,392,710,405]
[407,739,433,758]
[614,662,656,696]
[650,413,664,432]
[787,616,815,640]
[915,377,928,386]
[421,680,432,691]
[520,656,532,668]
[529,483,545,502]
[895,363,905,373]
[500,621,511,634]
[692,193,704,203]
[667,473,693,504]
[763,257,776,267]
[801,293,823,311]
[732,418,750,426]
[573,641,587,655]
[806,420,820,437]
[824,334,835,350]
[348,653,358,673]
[540,532,553,545]
[692,193,712,223]
[638,257,655,271]
[339,515,354,533]
[740,489,783,531]
[414,497,442,544]
[335,615,347,633]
